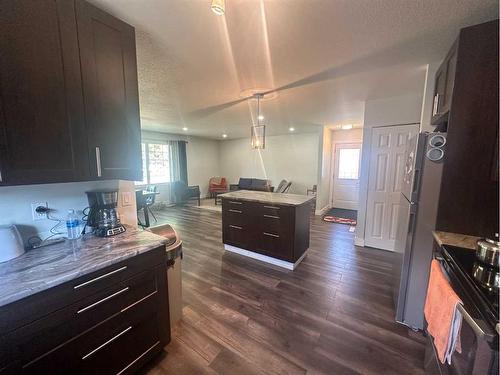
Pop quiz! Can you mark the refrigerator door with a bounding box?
[393,193,418,323]
[401,133,426,203]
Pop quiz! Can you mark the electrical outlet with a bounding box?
[31,202,48,221]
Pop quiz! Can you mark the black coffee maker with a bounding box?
[86,189,126,237]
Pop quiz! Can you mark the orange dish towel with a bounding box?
[424,259,463,364]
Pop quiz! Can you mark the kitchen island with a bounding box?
[0,226,172,374]
[220,190,314,270]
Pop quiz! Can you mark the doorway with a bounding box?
[364,124,419,251]
[331,143,362,210]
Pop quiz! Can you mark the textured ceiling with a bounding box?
[89,0,498,139]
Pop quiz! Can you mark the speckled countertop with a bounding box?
[220,190,315,206]
[0,226,169,308]
[432,230,482,250]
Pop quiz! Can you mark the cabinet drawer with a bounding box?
[20,284,160,374]
[259,204,293,219]
[256,231,293,261]
[223,224,249,249]
[0,246,165,334]
[13,267,161,367]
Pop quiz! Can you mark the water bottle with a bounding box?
[66,209,80,240]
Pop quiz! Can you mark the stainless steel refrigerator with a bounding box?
[393,132,447,330]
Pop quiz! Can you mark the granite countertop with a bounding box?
[219,190,315,206]
[0,226,170,308]
[432,230,482,250]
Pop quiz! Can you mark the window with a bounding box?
[337,148,360,179]
[135,142,171,185]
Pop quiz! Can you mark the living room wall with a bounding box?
[218,132,321,195]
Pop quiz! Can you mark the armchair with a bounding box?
[209,177,228,197]
[172,180,200,206]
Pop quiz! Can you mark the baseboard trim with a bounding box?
[315,205,331,216]
[224,244,307,270]
[354,237,365,247]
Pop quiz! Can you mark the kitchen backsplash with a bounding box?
[0,180,138,244]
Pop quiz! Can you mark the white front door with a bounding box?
[365,124,419,251]
[331,143,361,210]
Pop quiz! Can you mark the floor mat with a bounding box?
[323,207,357,225]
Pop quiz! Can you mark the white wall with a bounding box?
[355,94,423,247]
[219,132,321,195]
[316,128,332,213]
[141,131,220,199]
[0,180,137,245]
[186,137,220,198]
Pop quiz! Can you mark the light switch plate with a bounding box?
[121,192,133,207]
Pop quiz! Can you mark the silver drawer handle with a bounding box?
[121,290,158,313]
[229,225,242,230]
[77,287,130,314]
[264,205,280,209]
[116,341,160,375]
[82,326,132,360]
[95,147,102,177]
[229,209,242,213]
[263,232,279,238]
[263,214,279,219]
[74,266,127,289]
[229,201,242,205]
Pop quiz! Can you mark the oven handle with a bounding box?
[457,301,496,342]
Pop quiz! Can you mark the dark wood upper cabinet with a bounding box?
[76,0,142,181]
[436,20,499,237]
[0,0,142,186]
[0,0,89,185]
[430,40,458,126]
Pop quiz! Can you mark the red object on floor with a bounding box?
[323,216,357,225]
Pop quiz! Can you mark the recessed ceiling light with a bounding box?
[182,127,188,131]
[258,115,264,121]
[211,0,225,15]
[222,134,228,138]
[289,127,295,132]
[341,124,353,130]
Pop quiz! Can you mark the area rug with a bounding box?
[323,207,357,225]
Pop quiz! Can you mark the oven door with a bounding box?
[424,256,498,375]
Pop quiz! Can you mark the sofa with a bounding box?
[230,178,274,192]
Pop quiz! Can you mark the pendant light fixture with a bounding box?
[251,94,266,149]
[211,0,225,16]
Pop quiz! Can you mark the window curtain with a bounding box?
[167,140,188,202]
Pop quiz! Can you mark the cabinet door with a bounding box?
[442,45,458,114]
[0,0,89,185]
[76,0,142,181]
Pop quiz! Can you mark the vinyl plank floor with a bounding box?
[140,206,426,374]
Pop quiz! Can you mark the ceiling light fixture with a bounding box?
[289,127,295,132]
[182,127,188,131]
[341,124,353,130]
[222,134,228,138]
[258,115,264,121]
[211,0,225,16]
[251,94,265,149]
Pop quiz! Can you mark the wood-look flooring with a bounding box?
[141,206,426,375]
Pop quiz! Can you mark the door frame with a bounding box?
[328,140,363,210]
[329,142,362,210]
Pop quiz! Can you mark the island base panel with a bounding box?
[224,244,308,270]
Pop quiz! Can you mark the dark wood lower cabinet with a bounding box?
[0,247,170,374]
[221,199,310,263]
